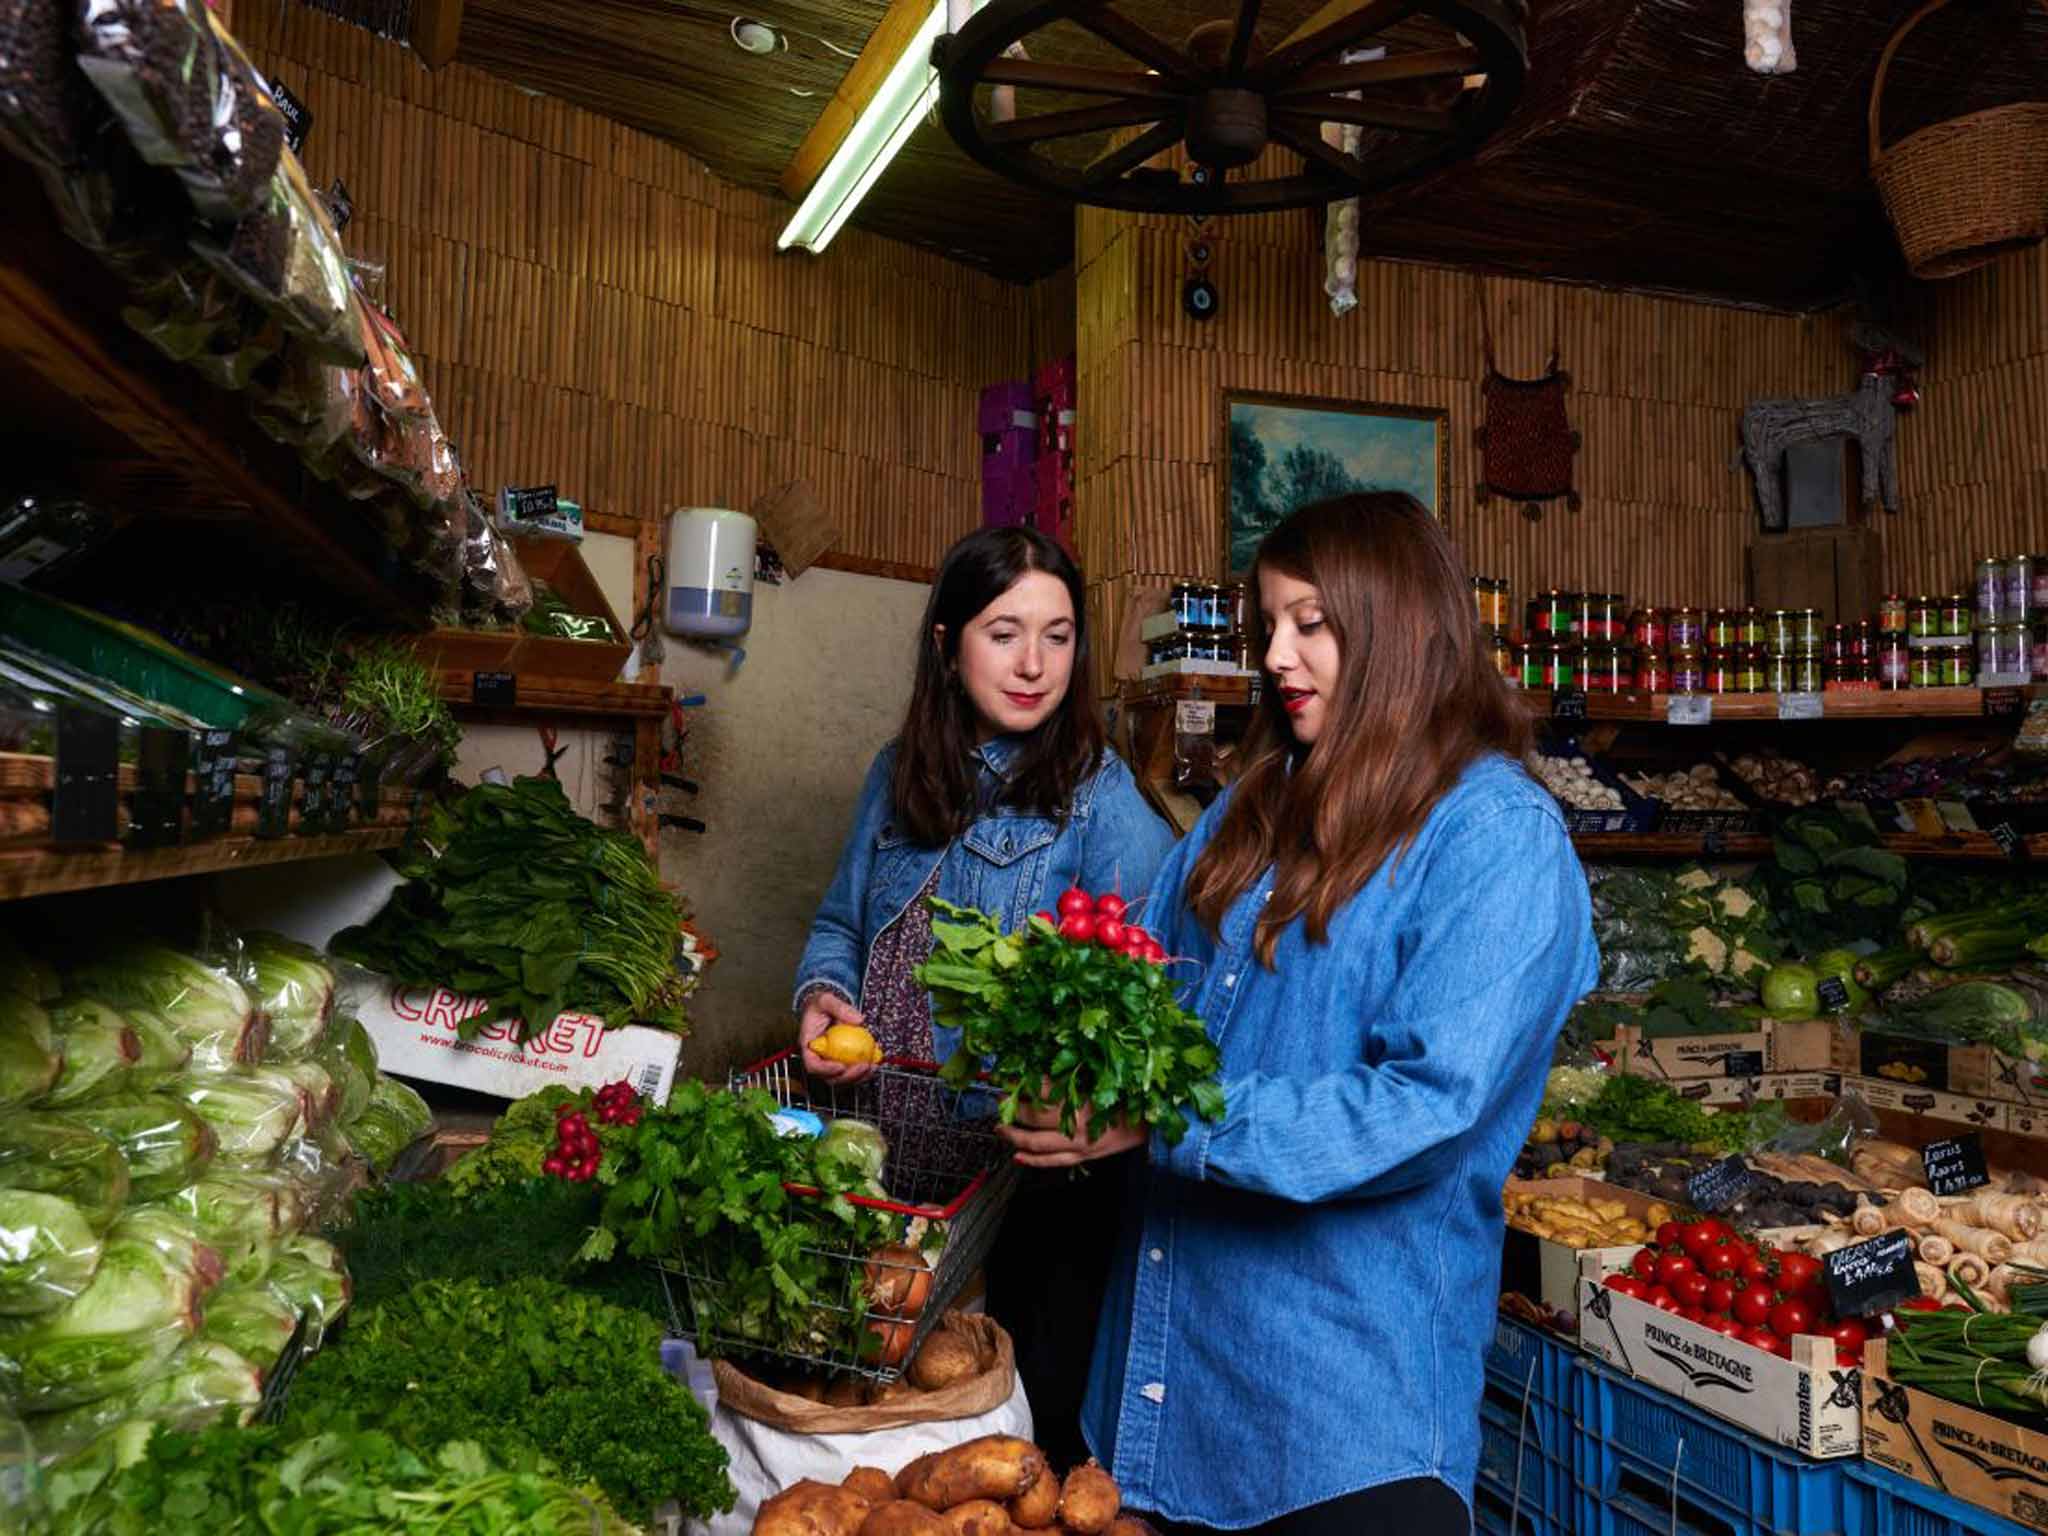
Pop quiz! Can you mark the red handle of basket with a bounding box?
[1870,0,2048,169]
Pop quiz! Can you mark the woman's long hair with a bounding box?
[891,526,1107,846]
[1188,493,1531,964]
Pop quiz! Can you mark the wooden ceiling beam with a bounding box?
[780,0,936,202]
[410,0,465,70]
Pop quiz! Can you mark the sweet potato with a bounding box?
[845,1468,899,1505]
[753,1478,871,1536]
[1057,1463,1120,1535]
[1009,1469,1061,1529]
[899,1436,1048,1510]
[909,1331,982,1392]
[944,1500,1013,1536]
[859,1501,953,1536]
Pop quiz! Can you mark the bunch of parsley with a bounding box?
[916,900,1225,1144]
[281,1277,733,1522]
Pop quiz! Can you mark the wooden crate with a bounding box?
[1746,525,1886,623]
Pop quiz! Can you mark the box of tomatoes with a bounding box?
[1575,1216,1865,1459]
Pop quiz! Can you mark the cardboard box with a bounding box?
[1840,1073,2006,1131]
[1616,1022,1770,1080]
[1772,1019,2026,1102]
[2007,1102,2048,1140]
[1576,1251,1861,1459]
[354,973,683,1105]
[1500,1178,1668,1333]
[1947,1048,2048,1107]
[1861,1337,2048,1532]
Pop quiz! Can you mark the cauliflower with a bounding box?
[1675,868,1715,892]
[1730,947,1770,981]
[1686,926,1730,975]
[1715,885,1757,919]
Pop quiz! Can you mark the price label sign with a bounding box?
[1777,692,1823,720]
[1723,1049,1765,1078]
[332,754,359,831]
[1817,976,1852,1014]
[1176,700,1216,735]
[1824,1230,1921,1319]
[257,747,294,840]
[1984,686,2023,718]
[1551,690,1588,721]
[1666,695,1713,726]
[499,485,559,523]
[52,704,119,844]
[1923,1134,1990,1197]
[131,727,189,849]
[191,729,238,837]
[1988,822,2027,861]
[472,671,517,707]
[1687,1156,1759,1213]
[268,78,313,154]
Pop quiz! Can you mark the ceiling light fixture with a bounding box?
[776,0,946,254]
[730,17,783,55]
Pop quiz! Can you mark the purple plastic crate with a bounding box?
[981,483,1032,529]
[978,380,1036,436]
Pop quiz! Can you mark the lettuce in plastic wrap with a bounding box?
[69,945,258,1072]
[243,932,336,1059]
[0,1117,128,1233]
[38,998,139,1108]
[53,1094,216,1203]
[178,1070,302,1167]
[0,992,60,1110]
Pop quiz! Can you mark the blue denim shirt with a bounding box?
[793,736,1177,1065]
[1082,752,1598,1528]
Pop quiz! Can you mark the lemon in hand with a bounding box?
[815,1023,883,1065]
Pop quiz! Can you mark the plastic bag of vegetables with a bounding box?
[264,1234,349,1346]
[25,1338,263,1459]
[197,1280,302,1376]
[122,1008,193,1091]
[312,1014,376,1128]
[0,993,60,1110]
[156,1169,295,1256]
[0,1191,103,1318]
[242,932,336,1058]
[0,1208,222,1411]
[37,999,139,1108]
[178,1070,304,1167]
[272,1058,341,1132]
[345,1074,432,1172]
[0,1117,128,1234]
[70,945,259,1072]
[0,1396,41,1536]
[53,1095,216,1203]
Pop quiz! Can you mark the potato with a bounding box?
[870,1379,921,1407]
[1009,1468,1061,1529]
[910,1331,983,1392]
[860,1502,953,1536]
[1057,1462,1120,1535]
[1104,1521,1152,1536]
[788,1376,831,1404]
[754,1478,872,1536]
[846,1468,900,1505]
[943,1500,1013,1536]
[824,1374,870,1409]
[899,1437,1048,1510]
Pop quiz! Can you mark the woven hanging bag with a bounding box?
[1870,0,2048,280]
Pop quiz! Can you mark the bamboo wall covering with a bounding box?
[227,3,1044,570]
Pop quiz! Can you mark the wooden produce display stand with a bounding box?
[1862,1336,2048,1534]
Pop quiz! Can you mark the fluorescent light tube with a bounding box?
[778,0,947,253]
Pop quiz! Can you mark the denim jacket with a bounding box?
[793,737,1177,1065]
[1082,752,1599,1528]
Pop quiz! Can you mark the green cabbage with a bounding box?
[179,1072,303,1167]
[0,1190,102,1317]
[815,1118,889,1184]
[242,933,336,1059]
[38,999,139,1108]
[70,946,257,1072]
[0,1116,128,1233]
[0,993,60,1110]
[345,1075,431,1172]
[53,1095,216,1203]
[1762,963,1820,1019]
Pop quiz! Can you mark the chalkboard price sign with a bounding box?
[1824,1231,1920,1319]
[1922,1135,1989,1197]
[1551,690,1587,721]
[1686,1155,1758,1213]
[1818,976,1851,1014]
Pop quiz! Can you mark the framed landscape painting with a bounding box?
[1224,392,1449,576]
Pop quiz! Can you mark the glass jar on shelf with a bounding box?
[1581,643,1627,693]
[1629,609,1667,648]
[1878,635,1911,690]
[1937,638,1974,687]
[1878,594,1908,634]
[1669,647,1704,695]
[1577,593,1625,642]
[1527,591,1575,638]
[1939,594,1972,638]
[1908,596,1939,638]
[1634,650,1670,692]
[1666,607,1704,649]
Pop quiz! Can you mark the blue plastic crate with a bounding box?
[1473,1476,1565,1536]
[1479,1379,1570,1526]
[1843,1460,2040,1536]
[1487,1315,1577,1413]
[1575,1476,1761,1536]
[1575,1361,1846,1535]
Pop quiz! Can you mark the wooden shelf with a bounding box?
[1572,830,2047,861]
[438,672,670,719]
[0,827,408,901]
[0,158,423,624]
[1526,687,2000,721]
[1119,673,1259,707]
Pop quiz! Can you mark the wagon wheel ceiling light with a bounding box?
[932,0,1528,215]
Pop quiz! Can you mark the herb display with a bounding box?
[1580,1074,1774,1153]
[332,777,688,1041]
[55,1419,640,1534]
[915,895,1224,1144]
[282,1276,734,1522]
[1572,976,1760,1043]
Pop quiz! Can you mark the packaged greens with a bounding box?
[272,1060,339,1131]
[0,992,61,1110]
[154,1169,293,1276]
[264,1234,347,1346]
[0,1395,40,1536]
[73,0,219,174]
[311,1019,372,1128]
[52,1094,215,1203]
[196,1279,299,1376]
[195,148,362,366]
[25,1337,261,1458]
[0,0,96,172]
[38,998,140,1108]
[178,1071,302,1167]
[71,945,258,1072]
[344,1074,431,1173]
[122,1008,193,1090]
[242,932,335,1058]
[0,1117,128,1233]
[0,1190,103,1317]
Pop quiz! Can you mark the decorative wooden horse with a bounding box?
[1738,325,1920,531]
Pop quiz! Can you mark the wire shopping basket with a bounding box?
[652,1048,1018,1381]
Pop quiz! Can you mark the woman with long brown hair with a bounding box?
[793,523,1175,1467]
[1001,493,1598,1534]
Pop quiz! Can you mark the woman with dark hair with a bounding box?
[1001,494,1598,1535]
[792,524,1174,1464]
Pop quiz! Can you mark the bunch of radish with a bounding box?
[1037,888,1167,966]
[592,1079,644,1127]
[545,1104,605,1181]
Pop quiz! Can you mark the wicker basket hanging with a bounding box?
[1869,0,2048,280]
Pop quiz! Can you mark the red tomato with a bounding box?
[1732,1286,1775,1328]
[1769,1299,1815,1339]
[1652,1293,1684,1315]
[1680,1224,1719,1260]
[1837,1348,1863,1368]
[1703,1242,1742,1280]
[1095,892,1129,923]
[1672,1274,1711,1308]
[1656,1253,1698,1287]
[1631,1250,1661,1283]
[1059,912,1098,943]
[1656,1222,1684,1249]
[1603,1274,1642,1298]
[1705,1280,1737,1314]
[1745,1327,1791,1358]
[1057,888,1094,918]
[1741,1253,1774,1284]
[1681,1306,1708,1325]
[1827,1318,1869,1353]
[1096,919,1128,950]
[1705,1315,1747,1339]
[1777,1253,1823,1299]
[1645,1286,1674,1307]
